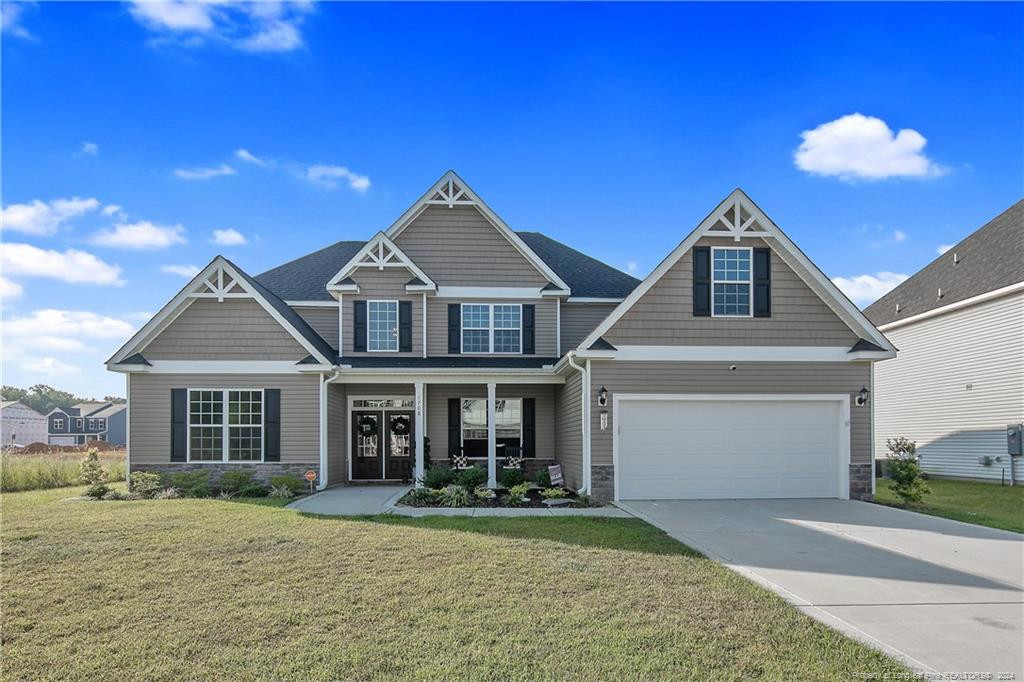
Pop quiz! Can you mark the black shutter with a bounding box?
[264,389,281,462]
[522,398,535,457]
[170,389,186,462]
[447,304,461,354]
[753,248,771,318]
[353,300,367,352]
[693,246,711,317]
[447,398,462,457]
[522,305,535,355]
[398,301,412,352]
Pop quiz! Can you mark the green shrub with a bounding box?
[84,482,110,499]
[886,436,930,504]
[129,471,163,498]
[154,487,181,500]
[269,474,305,496]
[439,484,472,508]
[239,483,268,498]
[169,471,211,498]
[540,487,566,499]
[268,485,294,499]
[101,489,124,501]
[503,482,530,507]
[421,465,456,490]
[79,450,106,486]
[474,487,496,502]
[404,488,439,507]
[500,467,525,489]
[218,470,255,494]
[533,468,551,488]
[455,465,487,491]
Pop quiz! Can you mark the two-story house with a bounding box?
[107,171,895,500]
[48,402,127,446]
[1,401,48,447]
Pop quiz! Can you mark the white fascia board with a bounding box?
[877,281,1024,331]
[405,284,437,292]
[127,361,326,374]
[326,232,437,290]
[326,283,360,294]
[575,188,895,354]
[106,363,152,374]
[435,286,545,299]
[383,170,571,293]
[565,297,624,304]
[578,345,893,362]
[334,369,564,384]
[540,289,571,297]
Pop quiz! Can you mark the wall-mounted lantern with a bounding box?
[856,386,869,407]
[597,385,608,407]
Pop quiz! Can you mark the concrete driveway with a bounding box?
[618,499,1024,676]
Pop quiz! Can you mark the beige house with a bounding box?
[107,171,895,500]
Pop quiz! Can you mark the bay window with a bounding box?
[188,389,264,462]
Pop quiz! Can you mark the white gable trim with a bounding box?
[383,170,571,293]
[107,257,333,367]
[576,189,896,354]
[326,232,436,291]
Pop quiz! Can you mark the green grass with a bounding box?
[1,451,125,493]
[875,476,1024,533]
[1,486,908,681]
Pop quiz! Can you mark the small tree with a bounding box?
[79,449,109,499]
[885,436,930,505]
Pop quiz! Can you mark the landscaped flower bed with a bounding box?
[397,464,600,509]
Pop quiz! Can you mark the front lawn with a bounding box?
[874,476,1024,533]
[1,487,906,680]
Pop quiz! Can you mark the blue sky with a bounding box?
[2,1,1022,399]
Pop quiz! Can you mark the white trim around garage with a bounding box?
[611,393,851,502]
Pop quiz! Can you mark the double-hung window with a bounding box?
[461,398,522,457]
[88,419,95,429]
[461,304,521,353]
[367,300,399,352]
[75,418,83,429]
[712,247,752,316]
[53,418,65,430]
[97,418,106,429]
[188,389,264,462]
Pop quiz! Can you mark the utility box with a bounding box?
[1009,423,1023,456]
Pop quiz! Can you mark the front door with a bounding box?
[351,410,415,481]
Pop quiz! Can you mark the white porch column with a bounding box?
[414,382,425,486]
[487,382,497,488]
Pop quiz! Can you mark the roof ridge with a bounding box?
[256,238,368,277]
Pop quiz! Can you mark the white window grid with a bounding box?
[76,418,83,429]
[88,419,96,429]
[367,300,399,352]
[97,418,106,429]
[711,247,753,317]
[53,418,64,430]
[187,389,264,463]
[460,303,522,354]
[460,398,523,451]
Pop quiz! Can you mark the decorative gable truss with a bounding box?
[575,188,897,359]
[326,232,437,294]
[107,257,335,371]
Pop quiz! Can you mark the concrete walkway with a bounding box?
[288,485,630,517]
[619,498,1024,677]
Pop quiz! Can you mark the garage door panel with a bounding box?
[618,398,842,500]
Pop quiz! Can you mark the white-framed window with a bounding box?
[187,389,264,462]
[367,300,399,352]
[88,419,96,429]
[53,418,64,430]
[76,418,83,429]
[460,303,521,354]
[712,247,752,317]
[97,418,106,429]
[460,398,522,457]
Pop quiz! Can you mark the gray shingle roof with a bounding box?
[865,200,1024,326]
[254,240,364,302]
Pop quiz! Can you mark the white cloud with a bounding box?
[234,148,267,166]
[306,165,371,193]
[128,1,216,32]
[3,309,141,379]
[238,19,301,52]
[892,230,907,243]
[79,141,99,156]
[2,243,124,285]
[211,228,248,246]
[626,260,638,275]
[1,2,33,39]
[19,357,82,376]
[4,309,136,342]
[161,264,201,278]
[1,196,101,236]
[174,163,236,180]
[795,113,947,181]
[102,204,124,216]
[0,276,24,300]
[91,221,187,250]
[832,271,909,306]
[937,244,954,255]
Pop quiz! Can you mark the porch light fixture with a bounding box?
[856,386,869,407]
[597,386,608,407]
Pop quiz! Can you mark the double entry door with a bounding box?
[351,410,414,481]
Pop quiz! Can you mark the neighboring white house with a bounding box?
[1,401,49,447]
[866,200,1024,483]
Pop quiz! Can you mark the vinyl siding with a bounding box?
[340,270,423,357]
[293,306,339,351]
[426,298,557,357]
[393,205,549,286]
[142,298,307,360]
[589,360,872,466]
[326,383,347,484]
[605,237,858,347]
[560,303,617,354]
[554,371,584,489]
[873,291,1024,481]
[129,373,320,465]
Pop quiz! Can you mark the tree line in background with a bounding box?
[1,385,125,415]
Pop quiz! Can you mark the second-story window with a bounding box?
[53,418,65,430]
[367,300,398,352]
[461,304,521,354]
[97,418,106,429]
[88,419,96,429]
[712,247,752,317]
[76,418,83,429]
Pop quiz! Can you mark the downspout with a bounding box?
[566,351,591,495]
[318,367,341,491]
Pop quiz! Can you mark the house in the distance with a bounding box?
[866,200,1023,483]
[1,401,48,447]
[47,402,127,446]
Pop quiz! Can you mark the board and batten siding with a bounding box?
[129,373,320,465]
[560,303,617,355]
[426,297,558,357]
[340,270,423,357]
[605,237,858,347]
[142,298,307,360]
[873,291,1024,481]
[393,205,549,287]
[589,360,873,467]
[554,371,584,489]
[293,306,339,351]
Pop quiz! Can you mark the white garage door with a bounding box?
[617,397,844,500]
